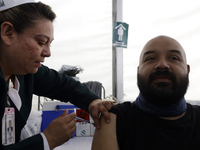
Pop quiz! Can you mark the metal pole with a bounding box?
[112,0,123,103]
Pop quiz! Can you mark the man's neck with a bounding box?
[135,93,187,118]
[160,112,185,120]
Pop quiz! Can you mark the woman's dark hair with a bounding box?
[0,2,56,34]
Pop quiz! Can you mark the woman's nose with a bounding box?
[42,46,51,57]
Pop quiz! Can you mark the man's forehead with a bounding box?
[143,49,182,56]
[139,36,187,62]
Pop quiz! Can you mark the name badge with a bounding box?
[2,107,15,145]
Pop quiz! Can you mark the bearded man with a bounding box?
[92,35,200,150]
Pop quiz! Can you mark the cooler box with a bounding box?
[41,101,77,138]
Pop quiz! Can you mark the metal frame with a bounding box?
[112,0,124,103]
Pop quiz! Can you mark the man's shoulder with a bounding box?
[187,102,200,110]
[186,102,200,117]
[111,101,135,110]
[109,101,137,116]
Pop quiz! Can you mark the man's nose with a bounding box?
[155,59,170,70]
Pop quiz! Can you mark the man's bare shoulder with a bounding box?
[92,113,119,150]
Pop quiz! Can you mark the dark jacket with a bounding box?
[0,65,99,150]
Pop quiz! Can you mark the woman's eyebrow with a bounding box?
[36,34,50,41]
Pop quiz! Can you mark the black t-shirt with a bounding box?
[110,102,200,150]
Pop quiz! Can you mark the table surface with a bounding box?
[54,136,93,150]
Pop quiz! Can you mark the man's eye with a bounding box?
[145,57,155,62]
[169,56,179,60]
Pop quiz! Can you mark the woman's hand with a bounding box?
[88,99,114,129]
[43,109,76,149]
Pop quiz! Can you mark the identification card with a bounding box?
[2,107,15,145]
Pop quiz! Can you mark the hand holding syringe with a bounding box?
[55,105,94,125]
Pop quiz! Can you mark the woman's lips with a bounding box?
[34,61,42,67]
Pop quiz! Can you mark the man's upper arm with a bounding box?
[91,113,119,150]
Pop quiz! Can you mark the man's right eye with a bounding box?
[145,57,155,62]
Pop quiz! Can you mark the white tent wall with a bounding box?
[32,0,200,109]
[32,0,113,109]
[122,0,200,102]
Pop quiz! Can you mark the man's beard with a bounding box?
[137,70,189,107]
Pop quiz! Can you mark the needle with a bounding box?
[75,117,94,125]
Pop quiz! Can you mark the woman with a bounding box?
[0,0,112,149]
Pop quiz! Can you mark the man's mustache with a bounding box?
[149,70,176,82]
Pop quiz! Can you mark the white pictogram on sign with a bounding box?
[115,24,126,41]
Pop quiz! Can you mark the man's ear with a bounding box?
[1,22,15,46]
[187,64,190,74]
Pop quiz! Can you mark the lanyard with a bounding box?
[2,79,16,145]
[7,79,13,107]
